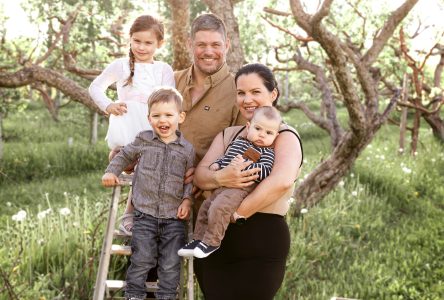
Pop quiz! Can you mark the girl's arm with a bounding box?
[193,132,260,190]
[236,131,302,218]
[89,60,122,112]
[161,63,176,87]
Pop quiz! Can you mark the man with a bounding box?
[175,13,246,164]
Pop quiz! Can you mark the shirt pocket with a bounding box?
[169,152,187,179]
[138,149,160,172]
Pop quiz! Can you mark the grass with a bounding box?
[1,102,443,299]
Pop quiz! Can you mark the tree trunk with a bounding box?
[90,111,98,145]
[423,112,444,142]
[0,65,102,114]
[294,130,374,212]
[411,107,421,154]
[289,0,417,211]
[0,112,3,160]
[166,0,191,70]
[399,74,409,154]
[202,0,245,72]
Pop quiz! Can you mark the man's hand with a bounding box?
[177,198,192,220]
[184,167,195,185]
[106,103,127,116]
[102,173,120,187]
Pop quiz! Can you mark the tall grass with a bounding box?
[277,128,444,300]
[1,103,443,299]
[1,192,129,300]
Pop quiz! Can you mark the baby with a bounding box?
[178,106,281,258]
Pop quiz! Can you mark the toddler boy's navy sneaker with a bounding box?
[177,239,201,257]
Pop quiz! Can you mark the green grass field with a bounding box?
[0,101,443,299]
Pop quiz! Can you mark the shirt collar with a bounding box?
[185,62,230,87]
[150,129,187,146]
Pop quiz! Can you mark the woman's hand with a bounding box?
[106,103,127,116]
[214,159,260,188]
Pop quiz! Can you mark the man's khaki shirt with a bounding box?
[175,63,246,163]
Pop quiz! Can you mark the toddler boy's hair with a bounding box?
[148,87,184,112]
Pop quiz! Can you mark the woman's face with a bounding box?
[236,73,277,120]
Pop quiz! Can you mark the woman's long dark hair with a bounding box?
[234,63,280,105]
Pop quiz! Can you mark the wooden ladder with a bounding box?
[93,173,194,300]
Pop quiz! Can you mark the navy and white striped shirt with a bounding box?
[213,137,275,183]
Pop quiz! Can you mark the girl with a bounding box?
[89,15,175,235]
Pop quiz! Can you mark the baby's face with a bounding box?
[246,115,279,147]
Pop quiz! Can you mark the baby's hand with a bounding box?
[102,173,120,187]
[106,103,127,116]
[230,154,246,167]
[209,163,220,171]
[177,198,192,220]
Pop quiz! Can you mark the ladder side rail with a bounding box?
[93,185,122,300]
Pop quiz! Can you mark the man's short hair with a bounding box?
[148,87,183,112]
[190,13,227,40]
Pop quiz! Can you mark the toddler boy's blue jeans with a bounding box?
[125,210,186,300]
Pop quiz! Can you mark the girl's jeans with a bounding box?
[125,211,186,300]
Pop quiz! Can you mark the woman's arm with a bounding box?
[193,132,260,190]
[236,131,302,218]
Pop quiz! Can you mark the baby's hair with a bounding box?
[148,87,183,113]
[191,13,227,40]
[252,106,282,129]
[125,15,164,87]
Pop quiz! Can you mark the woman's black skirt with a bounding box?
[194,212,290,300]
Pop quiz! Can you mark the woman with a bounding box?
[193,63,303,300]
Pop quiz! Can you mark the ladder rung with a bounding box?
[117,173,133,186]
[113,229,131,239]
[106,279,158,292]
[111,245,131,256]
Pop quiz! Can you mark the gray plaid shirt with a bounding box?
[106,130,195,219]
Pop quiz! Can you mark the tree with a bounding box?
[263,0,419,212]
[166,0,191,70]
[0,1,139,114]
[203,0,245,72]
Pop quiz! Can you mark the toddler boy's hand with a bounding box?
[177,198,192,220]
[102,173,120,187]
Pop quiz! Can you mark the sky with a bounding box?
[2,0,443,53]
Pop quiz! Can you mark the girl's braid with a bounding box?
[124,48,135,86]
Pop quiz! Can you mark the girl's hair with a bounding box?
[125,15,164,87]
[191,13,227,40]
[235,63,280,105]
[148,87,183,112]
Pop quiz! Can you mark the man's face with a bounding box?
[190,30,229,76]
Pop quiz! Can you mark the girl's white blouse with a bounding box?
[89,57,175,112]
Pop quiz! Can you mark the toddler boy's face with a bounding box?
[246,114,279,147]
[148,100,185,143]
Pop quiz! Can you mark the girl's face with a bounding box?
[130,29,163,63]
[236,73,278,120]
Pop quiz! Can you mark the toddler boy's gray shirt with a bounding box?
[106,130,195,219]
